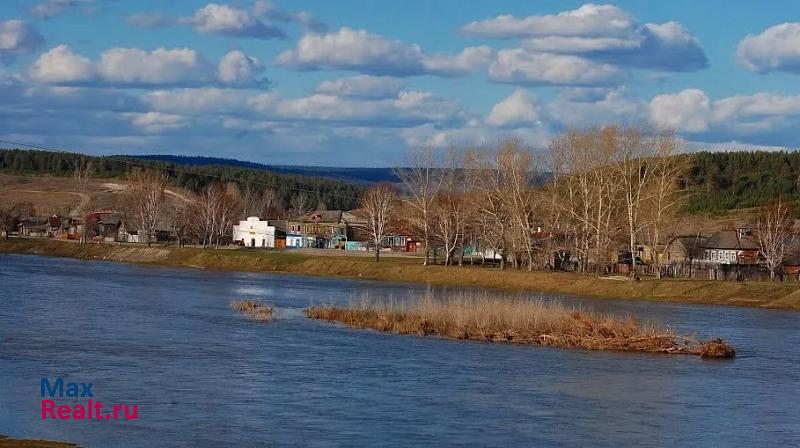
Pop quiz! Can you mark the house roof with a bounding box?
[702,230,759,250]
[289,210,344,224]
[668,235,708,251]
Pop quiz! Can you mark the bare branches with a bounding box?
[355,183,397,262]
[395,145,442,265]
[757,197,794,280]
[128,168,167,246]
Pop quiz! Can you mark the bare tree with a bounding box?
[290,193,310,216]
[615,124,658,278]
[395,146,442,265]
[195,183,225,248]
[642,131,688,278]
[355,183,396,262]
[757,197,794,281]
[128,168,166,246]
[73,160,93,245]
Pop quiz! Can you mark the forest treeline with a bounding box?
[2,147,800,214]
[0,148,364,211]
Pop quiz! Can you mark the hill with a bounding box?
[0,149,365,211]
[131,155,400,184]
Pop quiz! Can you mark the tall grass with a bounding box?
[304,292,735,358]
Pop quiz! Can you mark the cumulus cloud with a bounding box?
[463,4,634,38]
[465,4,707,72]
[486,89,539,127]
[218,50,265,86]
[96,47,214,86]
[649,89,711,132]
[182,3,285,39]
[648,89,800,141]
[28,45,265,87]
[0,20,45,56]
[489,49,622,86]
[548,87,645,127]
[277,27,489,77]
[29,45,94,83]
[737,23,800,73]
[315,75,405,98]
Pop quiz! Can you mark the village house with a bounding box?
[286,210,364,249]
[663,234,707,263]
[232,217,277,248]
[700,229,760,265]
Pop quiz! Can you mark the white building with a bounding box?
[232,217,276,248]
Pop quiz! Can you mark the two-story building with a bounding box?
[286,210,364,249]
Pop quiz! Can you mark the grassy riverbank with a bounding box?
[304,293,735,357]
[0,434,78,447]
[2,238,800,310]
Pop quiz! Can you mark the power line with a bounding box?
[0,139,363,202]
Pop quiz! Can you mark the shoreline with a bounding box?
[2,238,800,311]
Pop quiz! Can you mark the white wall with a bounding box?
[233,217,276,248]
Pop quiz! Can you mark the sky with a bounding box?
[3,1,800,166]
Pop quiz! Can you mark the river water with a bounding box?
[1,253,798,447]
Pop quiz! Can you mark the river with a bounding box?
[1,253,799,447]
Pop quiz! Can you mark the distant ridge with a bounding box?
[131,155,400,184]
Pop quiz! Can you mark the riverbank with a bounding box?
[304,292,736,357]
[2,238,800,310]
[0,434,77,447]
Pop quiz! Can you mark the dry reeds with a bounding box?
[231,299,274,322]
[304,292,735,358]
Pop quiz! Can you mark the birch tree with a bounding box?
[128,168,166,246]
[395,146,442,265]
[642,131,688,278]
[757,197,794,281]
[356,183,396,262]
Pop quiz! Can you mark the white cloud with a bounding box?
[0,20,45,56]
[218,50,264,86]
[315,75,405,98]
[182,3,285,39]
[649,89,800,139]
[131,111,189,133]
[29,45,264,87]
[277,27,488,77]
[463,4,634,38]
[737,23,800,73]
[421,46,493,76]
[486,89,539,127]
[649,89,711,132]
[466,4,706,72]
[277,27,424,75]
[29,45,94,83]
[489,49,622,86]
[548,87,645,127]
[96,47,213,86]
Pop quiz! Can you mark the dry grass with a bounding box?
[230,299,274,321]
[3,238,800,310]
[305,292,735,358]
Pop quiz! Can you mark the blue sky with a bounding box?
[3,0,800,166]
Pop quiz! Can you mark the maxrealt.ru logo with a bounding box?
[40,377,138,420]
